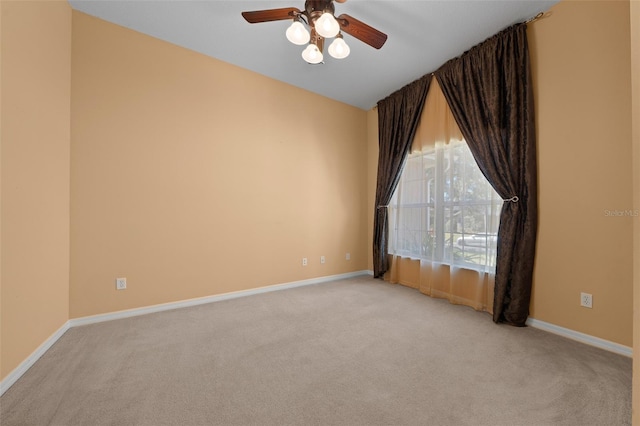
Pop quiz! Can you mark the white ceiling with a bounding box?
[68,0,559,110]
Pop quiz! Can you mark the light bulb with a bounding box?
[328,36,350,59]
[286,21,310,45]
[315,12,340,38]
[302,44,323,64]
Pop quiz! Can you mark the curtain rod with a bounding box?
[525,11,552,24]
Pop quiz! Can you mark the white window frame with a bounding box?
[389,140,502,272]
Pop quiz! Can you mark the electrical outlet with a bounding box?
[320,256,326,264]
[116,277,127,290]
[346,253,351,260]
[302,258,308,266]
[580,292,592,308]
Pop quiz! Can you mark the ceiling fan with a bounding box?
[241,0,388,64]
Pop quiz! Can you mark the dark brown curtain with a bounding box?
[436,24,537,326]
[373,75,432,278]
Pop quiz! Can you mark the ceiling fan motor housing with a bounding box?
[305,0,335,24]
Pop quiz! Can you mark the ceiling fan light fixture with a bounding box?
[286,20,310,45]
[242,1,388,64]
[302,43,323,64]
[328,34,350,59]
[315,12,340,38]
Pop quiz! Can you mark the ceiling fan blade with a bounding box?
[337,14,387,49]
[242,7,300,24]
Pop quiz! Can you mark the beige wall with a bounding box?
[630,0,639,422]
[1,0,71,380]
[528,0,633,346]
[69,12,368,318]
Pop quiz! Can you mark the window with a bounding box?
[388,140,502,272]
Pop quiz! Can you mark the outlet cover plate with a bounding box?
[116,278,127,290]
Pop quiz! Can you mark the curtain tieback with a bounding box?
[503,196,519,203]
[377,205,389,209]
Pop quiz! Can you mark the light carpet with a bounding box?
[0,276,632,425]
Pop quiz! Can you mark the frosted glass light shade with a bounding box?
[328,37,350,59]
[302,44,323,64]
[315,13,340,38]
[286,21,310,45]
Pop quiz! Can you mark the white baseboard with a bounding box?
[526,318,633,357]
[4,272,627,398]
[1,271,369,396]
[69,270,370,327]
[0,321,71,396]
